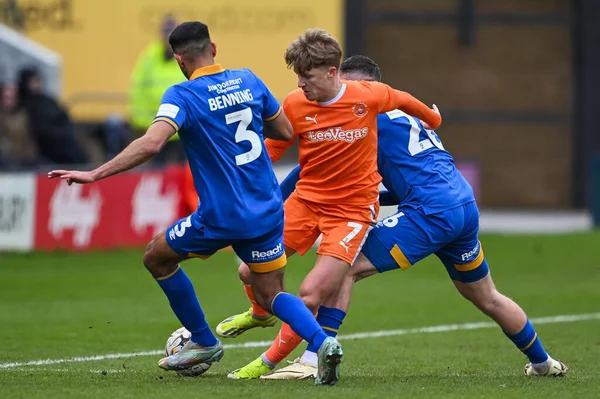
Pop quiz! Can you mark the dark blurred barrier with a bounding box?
[573,0,600,214]
[591,155,600,228]
[345,0,574,209]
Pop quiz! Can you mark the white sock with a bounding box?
[531,356,552,373]
[300,350,318,367]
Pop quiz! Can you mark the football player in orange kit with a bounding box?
[217,28,441,382]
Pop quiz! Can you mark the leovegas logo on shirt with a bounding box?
[306,127,369,143]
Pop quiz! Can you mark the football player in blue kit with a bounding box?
[48,21,341,385]
[243,55,568,380]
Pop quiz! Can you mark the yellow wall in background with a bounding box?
[13,0,343,121]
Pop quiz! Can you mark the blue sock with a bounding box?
[271,292,328,350]
[306,306,346,353]
[505,320,548,364]
[156,266,217,347]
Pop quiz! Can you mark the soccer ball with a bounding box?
[165,327,211,377]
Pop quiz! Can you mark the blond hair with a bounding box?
[284,28,342,75]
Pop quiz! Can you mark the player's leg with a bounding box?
[266,207,454,380]
[228,202,372,382]
[216,192,320,339]
[233,163,300,322]
[215,247,296,339]
[251,205,377,382]
[237,252,356,381]
[452,275,565,376]
[313,209,437,334]
[438,202,567,376]
[230,223,340,385]
[144,213,224,371]
[260,252,378,380]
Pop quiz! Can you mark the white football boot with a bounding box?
[524,358,568,376]
[260,357,317,380]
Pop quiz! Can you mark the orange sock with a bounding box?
[264,322,304,364]
[243,284,270,318]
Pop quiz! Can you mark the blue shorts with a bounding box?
[166,211,286,273]
[361,201,489,283]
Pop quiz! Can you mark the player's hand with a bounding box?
[421,104,440,130]
[47,170,96,185]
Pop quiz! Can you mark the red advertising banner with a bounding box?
[34,166,186,251]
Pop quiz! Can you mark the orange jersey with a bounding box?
[265,80,441,205]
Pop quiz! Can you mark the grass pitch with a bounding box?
[1,232,599,398]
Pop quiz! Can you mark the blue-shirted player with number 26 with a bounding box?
[48,21,340,385]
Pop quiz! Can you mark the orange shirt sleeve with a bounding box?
[265,137,295,163]
[370,82,442,129]
[264,94,299,163]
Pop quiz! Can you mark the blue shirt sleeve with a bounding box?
[379,190,401,206]
[251,73,281,121]
[279,164,301,201]
[153,86,187,131]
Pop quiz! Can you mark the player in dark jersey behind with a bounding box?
[235,55,568,380]
[48,21,340,385]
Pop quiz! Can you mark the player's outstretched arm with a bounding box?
[373,82,442,129]
[48,121,175,185]
[391,90,441,129]
[420,104,441,129]
[263,110,293,141]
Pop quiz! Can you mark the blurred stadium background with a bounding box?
[1,1,599,398]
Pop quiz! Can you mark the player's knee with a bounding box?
[466,287,503,314]
[298,288,321,313]
[143,241,156,269]
[143,238,167,276]
[237,262,251,284]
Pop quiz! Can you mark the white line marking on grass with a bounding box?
[2,368,124,374]
[1,312,598,370]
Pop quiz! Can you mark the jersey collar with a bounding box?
[190,64,225,80]
[318,83,347,106]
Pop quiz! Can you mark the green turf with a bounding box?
[1,232,599,398]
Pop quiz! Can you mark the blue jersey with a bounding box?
[154,65,283,239]
[377,110,474,214]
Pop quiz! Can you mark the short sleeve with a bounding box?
[153,86,187,131]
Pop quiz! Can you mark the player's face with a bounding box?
[297,66,338,102]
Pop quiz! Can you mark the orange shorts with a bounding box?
[283,192,379,265]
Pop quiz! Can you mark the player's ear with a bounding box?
[174,53,183,64]
[328,66,337,79]
[211,42,217,58]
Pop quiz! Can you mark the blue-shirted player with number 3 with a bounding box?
[48,21,341,385]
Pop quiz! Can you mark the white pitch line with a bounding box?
[1,312,598,370]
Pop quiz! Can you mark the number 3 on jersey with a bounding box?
[226,108,262,166]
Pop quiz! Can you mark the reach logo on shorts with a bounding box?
[252,242,283,260]
[461,241,480,261]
